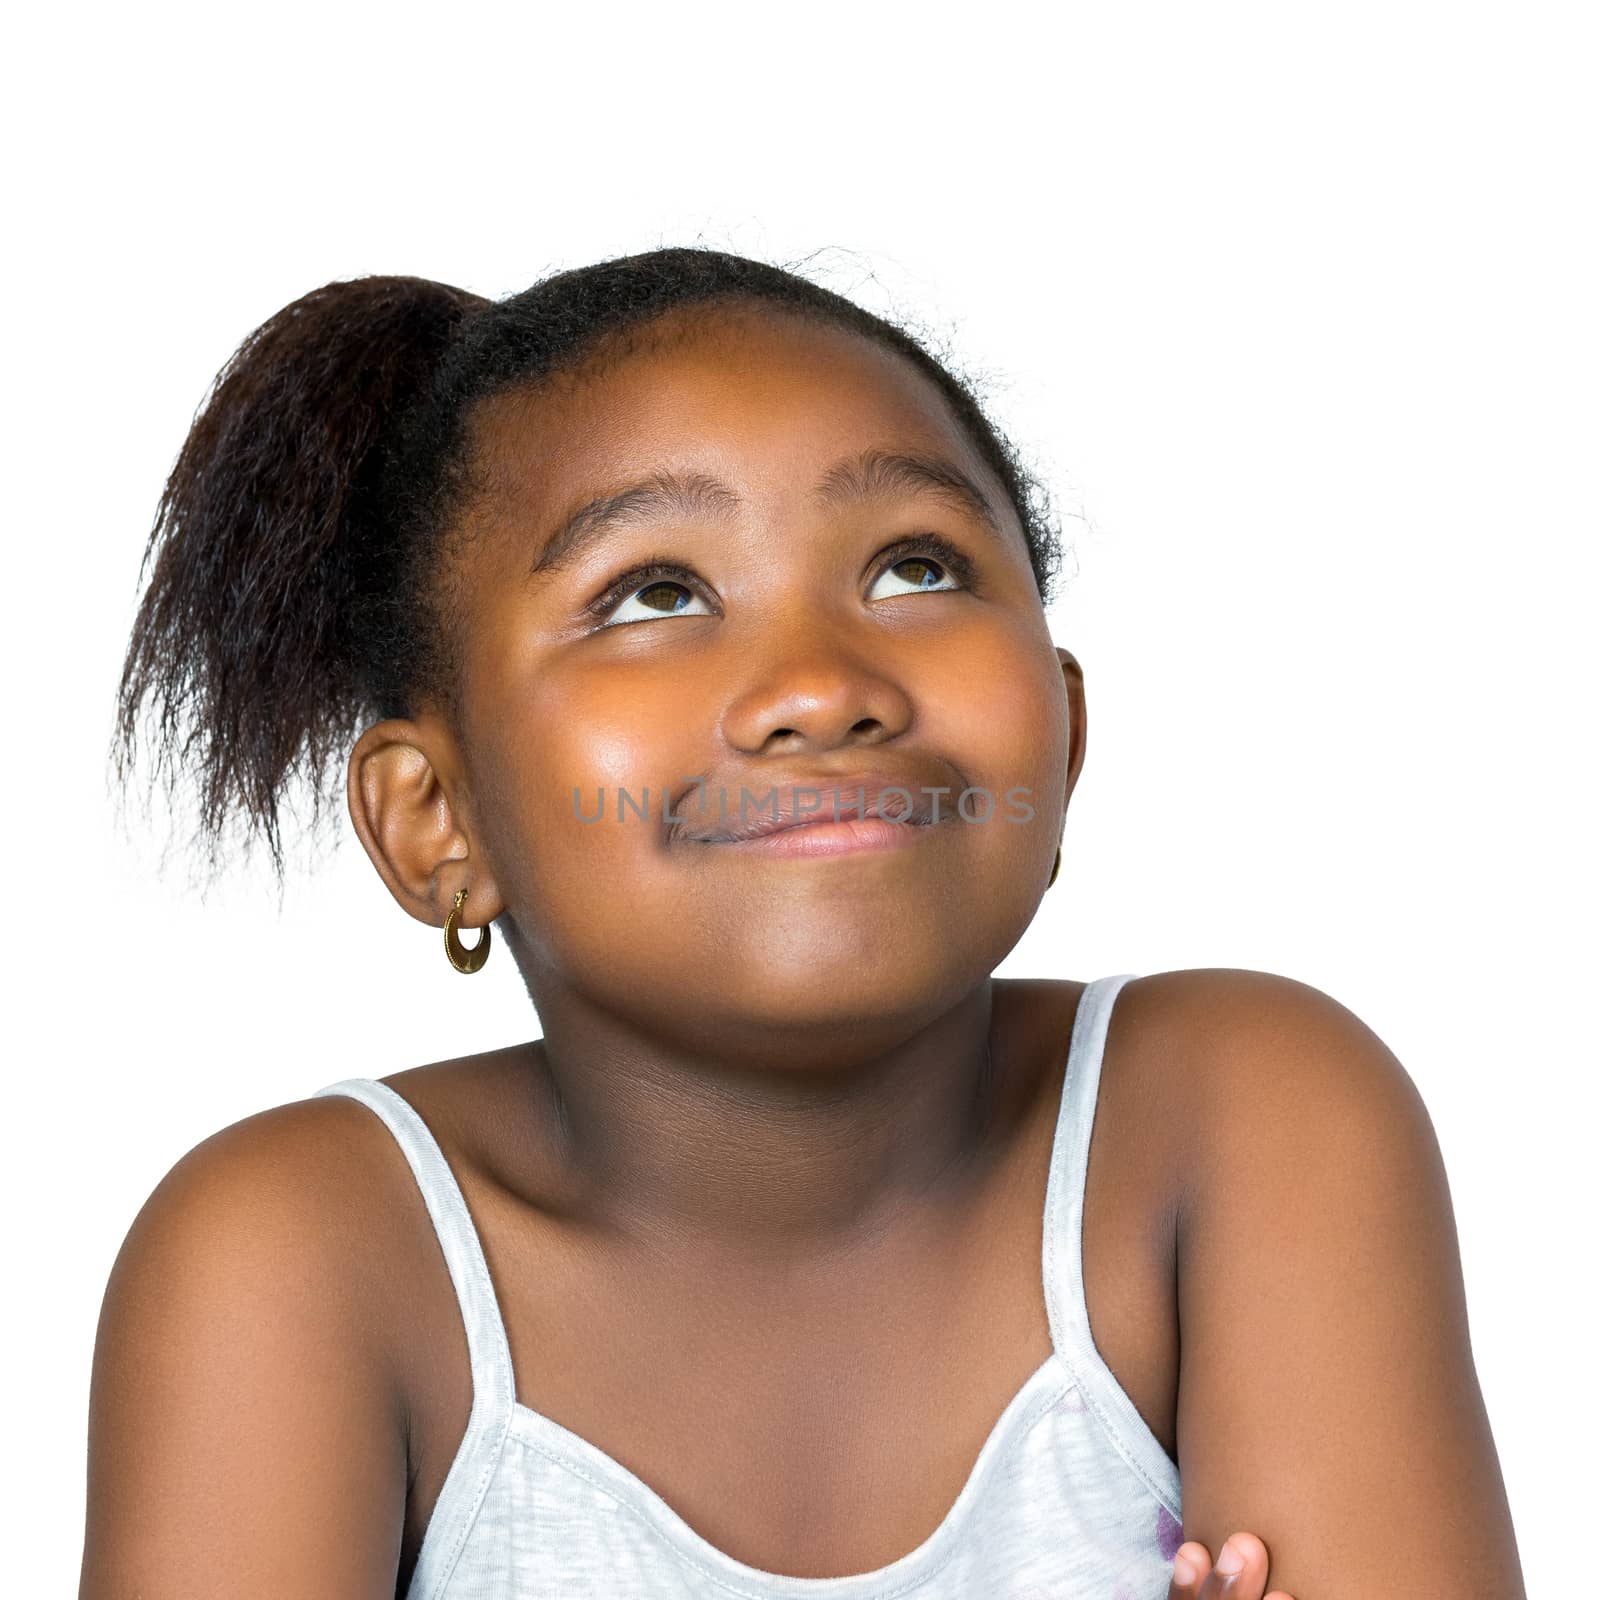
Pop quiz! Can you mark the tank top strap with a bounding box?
[1041,973,1182,1513]
[312,1076,515,1594]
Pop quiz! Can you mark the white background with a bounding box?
[5,3,1593,1593]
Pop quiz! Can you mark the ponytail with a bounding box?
[113,275,486,877]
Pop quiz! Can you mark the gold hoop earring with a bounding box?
[1047,845,1062,889]
[444,888,491,974]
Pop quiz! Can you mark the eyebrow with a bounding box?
[527,447,1007,579]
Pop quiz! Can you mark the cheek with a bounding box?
[930,625,1070,820]
[471,648,706,894]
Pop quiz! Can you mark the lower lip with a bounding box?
[708,817,934,857]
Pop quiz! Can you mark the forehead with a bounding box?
[464,304,1009,538]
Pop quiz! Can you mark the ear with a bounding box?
[1055,646,1087,816]
[346,718,505,930]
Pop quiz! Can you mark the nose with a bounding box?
[717,632,914,756]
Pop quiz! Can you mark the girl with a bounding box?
[82,247,1525,1599]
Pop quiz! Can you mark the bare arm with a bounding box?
[1172,970,1526,1598]
[79,1100,408,1598]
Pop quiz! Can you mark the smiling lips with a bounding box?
[682,774,943,854]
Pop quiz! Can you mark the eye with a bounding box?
[588,562,716,629]
[866,533,976,601]
[585,533,977,629]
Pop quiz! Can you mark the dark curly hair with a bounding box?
[113,245,1068,881]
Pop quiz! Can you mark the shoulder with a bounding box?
[1121,970,1524,1595]
[104,1050,540,1327]
[1091,967,1462,1331]
[122,1086,417,1241]
[97,1089,421,1386]
[1112,966,1445,1249]
[1023,968,1428,1181]
[1110,966,1431,1153]
[82,1092,418,1593]
[1123,963,1457,1293]
[89,1066,518,1441]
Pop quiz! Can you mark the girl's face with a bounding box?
[369,304,1084,1054]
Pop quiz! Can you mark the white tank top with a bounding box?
[313,972,1183,1598]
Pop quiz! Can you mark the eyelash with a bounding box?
[582,532,980,625]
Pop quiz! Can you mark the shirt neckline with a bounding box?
[503,1352,1074,1599]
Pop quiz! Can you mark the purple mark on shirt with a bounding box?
[1156,1504,1184,1561]
[1051,1386,1086,1415]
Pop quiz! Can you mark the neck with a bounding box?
[514,976,1032,1263]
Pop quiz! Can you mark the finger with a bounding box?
[1166,1540,1213,1597]
[1198,1530,1270,1597]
